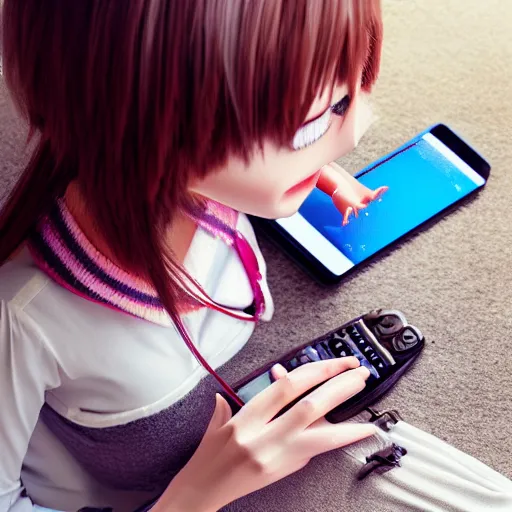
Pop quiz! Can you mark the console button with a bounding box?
[328,338,352,358]
[304,346,321,362]
[315,343,333,360]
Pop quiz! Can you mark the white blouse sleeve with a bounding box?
[0,300,61,511]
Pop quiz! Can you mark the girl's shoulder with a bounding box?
[0,245,51,306]
[0,247,58,364]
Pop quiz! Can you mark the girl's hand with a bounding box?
[317,162,388,226]
[155,357,376,512]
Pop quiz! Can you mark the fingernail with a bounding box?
[271,363,287,379]
[340,356,360,368]
[356,366,371,379]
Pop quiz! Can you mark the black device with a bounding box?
[251,124,491,285]
[227,309,424,423]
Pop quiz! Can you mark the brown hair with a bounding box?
[0,0,382,321]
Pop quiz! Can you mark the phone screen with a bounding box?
[276,131,487,278]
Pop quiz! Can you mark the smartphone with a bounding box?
[250,124,491,284]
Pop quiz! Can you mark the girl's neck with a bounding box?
[64,182,197,268]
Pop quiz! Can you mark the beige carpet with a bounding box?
[1,0,511,510]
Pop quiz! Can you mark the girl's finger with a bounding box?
[204,394,233,436]
[238,357,361,424]
[342,207,353,226]
[270,363,288,380]
[271,366,370,435]
[297,419,378,457]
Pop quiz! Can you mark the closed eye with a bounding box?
[292,95,351,151]
[331,95,351,117]
[292,107,331,151]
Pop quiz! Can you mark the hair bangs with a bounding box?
[201,0,384,161]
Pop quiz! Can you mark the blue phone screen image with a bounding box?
[298,134,485,266]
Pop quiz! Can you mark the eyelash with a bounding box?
[292,95,351,151]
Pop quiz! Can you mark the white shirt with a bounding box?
[0,213,273,512]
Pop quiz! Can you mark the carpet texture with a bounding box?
[1,0,511,510]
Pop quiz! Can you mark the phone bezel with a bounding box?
[250,124,491,285]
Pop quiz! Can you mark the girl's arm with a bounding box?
[317,162,388,225]
[0,301,62,512]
